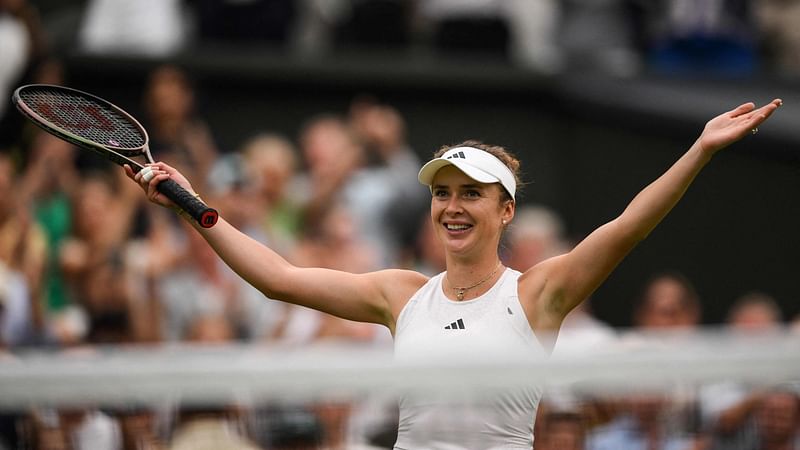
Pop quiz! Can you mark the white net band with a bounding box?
[2,330,798,410]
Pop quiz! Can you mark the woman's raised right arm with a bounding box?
[124,162,425,331]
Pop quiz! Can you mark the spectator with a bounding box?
[277,203,385,346]
[751,389,800,450]
[504,204,569,272]
[58,170,141,344]
[633,271,701,330]
[0,260,33,350]
[249,404,324,450]
[115,407,165,450]
[157,220,276,342]
[205,152,286,341]
[59,409,124,450]
[239,133,302,256]
[622,270,702,442]
[293,112,408,266]
[17,132,79,343]
[168,406,262,450]
[293,114,363,234]
[296,103,427,267]
[697,291,788,447]
[726,291,784,333]
[206,152,267,240]
[9,53,73,341]
[347,97,428,267]
[121,207,178,344]
[586,394,696,450]
[26,407,124,450]
[536,410,587,450]
[142,65,219,192]
[0,152,45,346]
[701,388,800,450]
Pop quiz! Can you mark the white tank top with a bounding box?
[393,268,545,450]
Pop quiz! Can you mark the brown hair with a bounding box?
[434,140,522,202]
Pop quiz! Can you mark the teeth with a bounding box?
[446,224,470,231]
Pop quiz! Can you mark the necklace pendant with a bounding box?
[448,261,502,302]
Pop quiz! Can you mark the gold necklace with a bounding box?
[447,261,503,301]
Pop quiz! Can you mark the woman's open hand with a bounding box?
[698,99,783,156]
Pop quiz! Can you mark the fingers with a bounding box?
[734,99,782,118]
[755,98,782,116]
[729,99,783,119]
[747,98,783,128]
[142,167,156,183]
[729,102,755,118]
[131,163,170,196]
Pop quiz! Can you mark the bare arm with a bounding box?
[523,99,783,325]
[189,217,401,325]
[124,163,426,331]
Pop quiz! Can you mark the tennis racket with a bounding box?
[12,84,218,228]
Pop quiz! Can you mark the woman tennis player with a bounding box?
[127,99,781,449]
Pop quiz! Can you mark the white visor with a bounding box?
[418,146,516,200]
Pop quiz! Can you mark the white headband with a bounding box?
[417,146,516,200]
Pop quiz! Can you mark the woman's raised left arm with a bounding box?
[524,99,783,323]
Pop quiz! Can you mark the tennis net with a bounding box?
[1,329,798,449]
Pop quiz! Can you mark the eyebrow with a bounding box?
[432,183,485,190]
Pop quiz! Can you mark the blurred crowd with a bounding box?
[3,0,800,78]
[1,0,800,449]
[72,0,800,77]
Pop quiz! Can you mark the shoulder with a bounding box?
[371,269,430,296]
[368,269,430,323]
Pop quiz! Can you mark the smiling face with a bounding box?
[430,166,514,261]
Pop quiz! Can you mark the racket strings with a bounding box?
[20,87,146,151]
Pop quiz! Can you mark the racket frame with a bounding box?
[12,84,218,227]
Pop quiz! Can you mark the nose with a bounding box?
[444,195,464,215]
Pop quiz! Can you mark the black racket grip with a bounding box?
[157,179,218,228]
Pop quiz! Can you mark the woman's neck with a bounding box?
[444,255,504,301]
[446,256,500,279]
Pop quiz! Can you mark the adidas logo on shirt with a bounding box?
[444,318,466,330]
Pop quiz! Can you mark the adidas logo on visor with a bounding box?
[446,151,466,159]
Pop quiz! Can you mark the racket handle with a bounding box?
[157,179,219,228]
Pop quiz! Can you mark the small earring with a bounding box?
[502,220,507,225]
